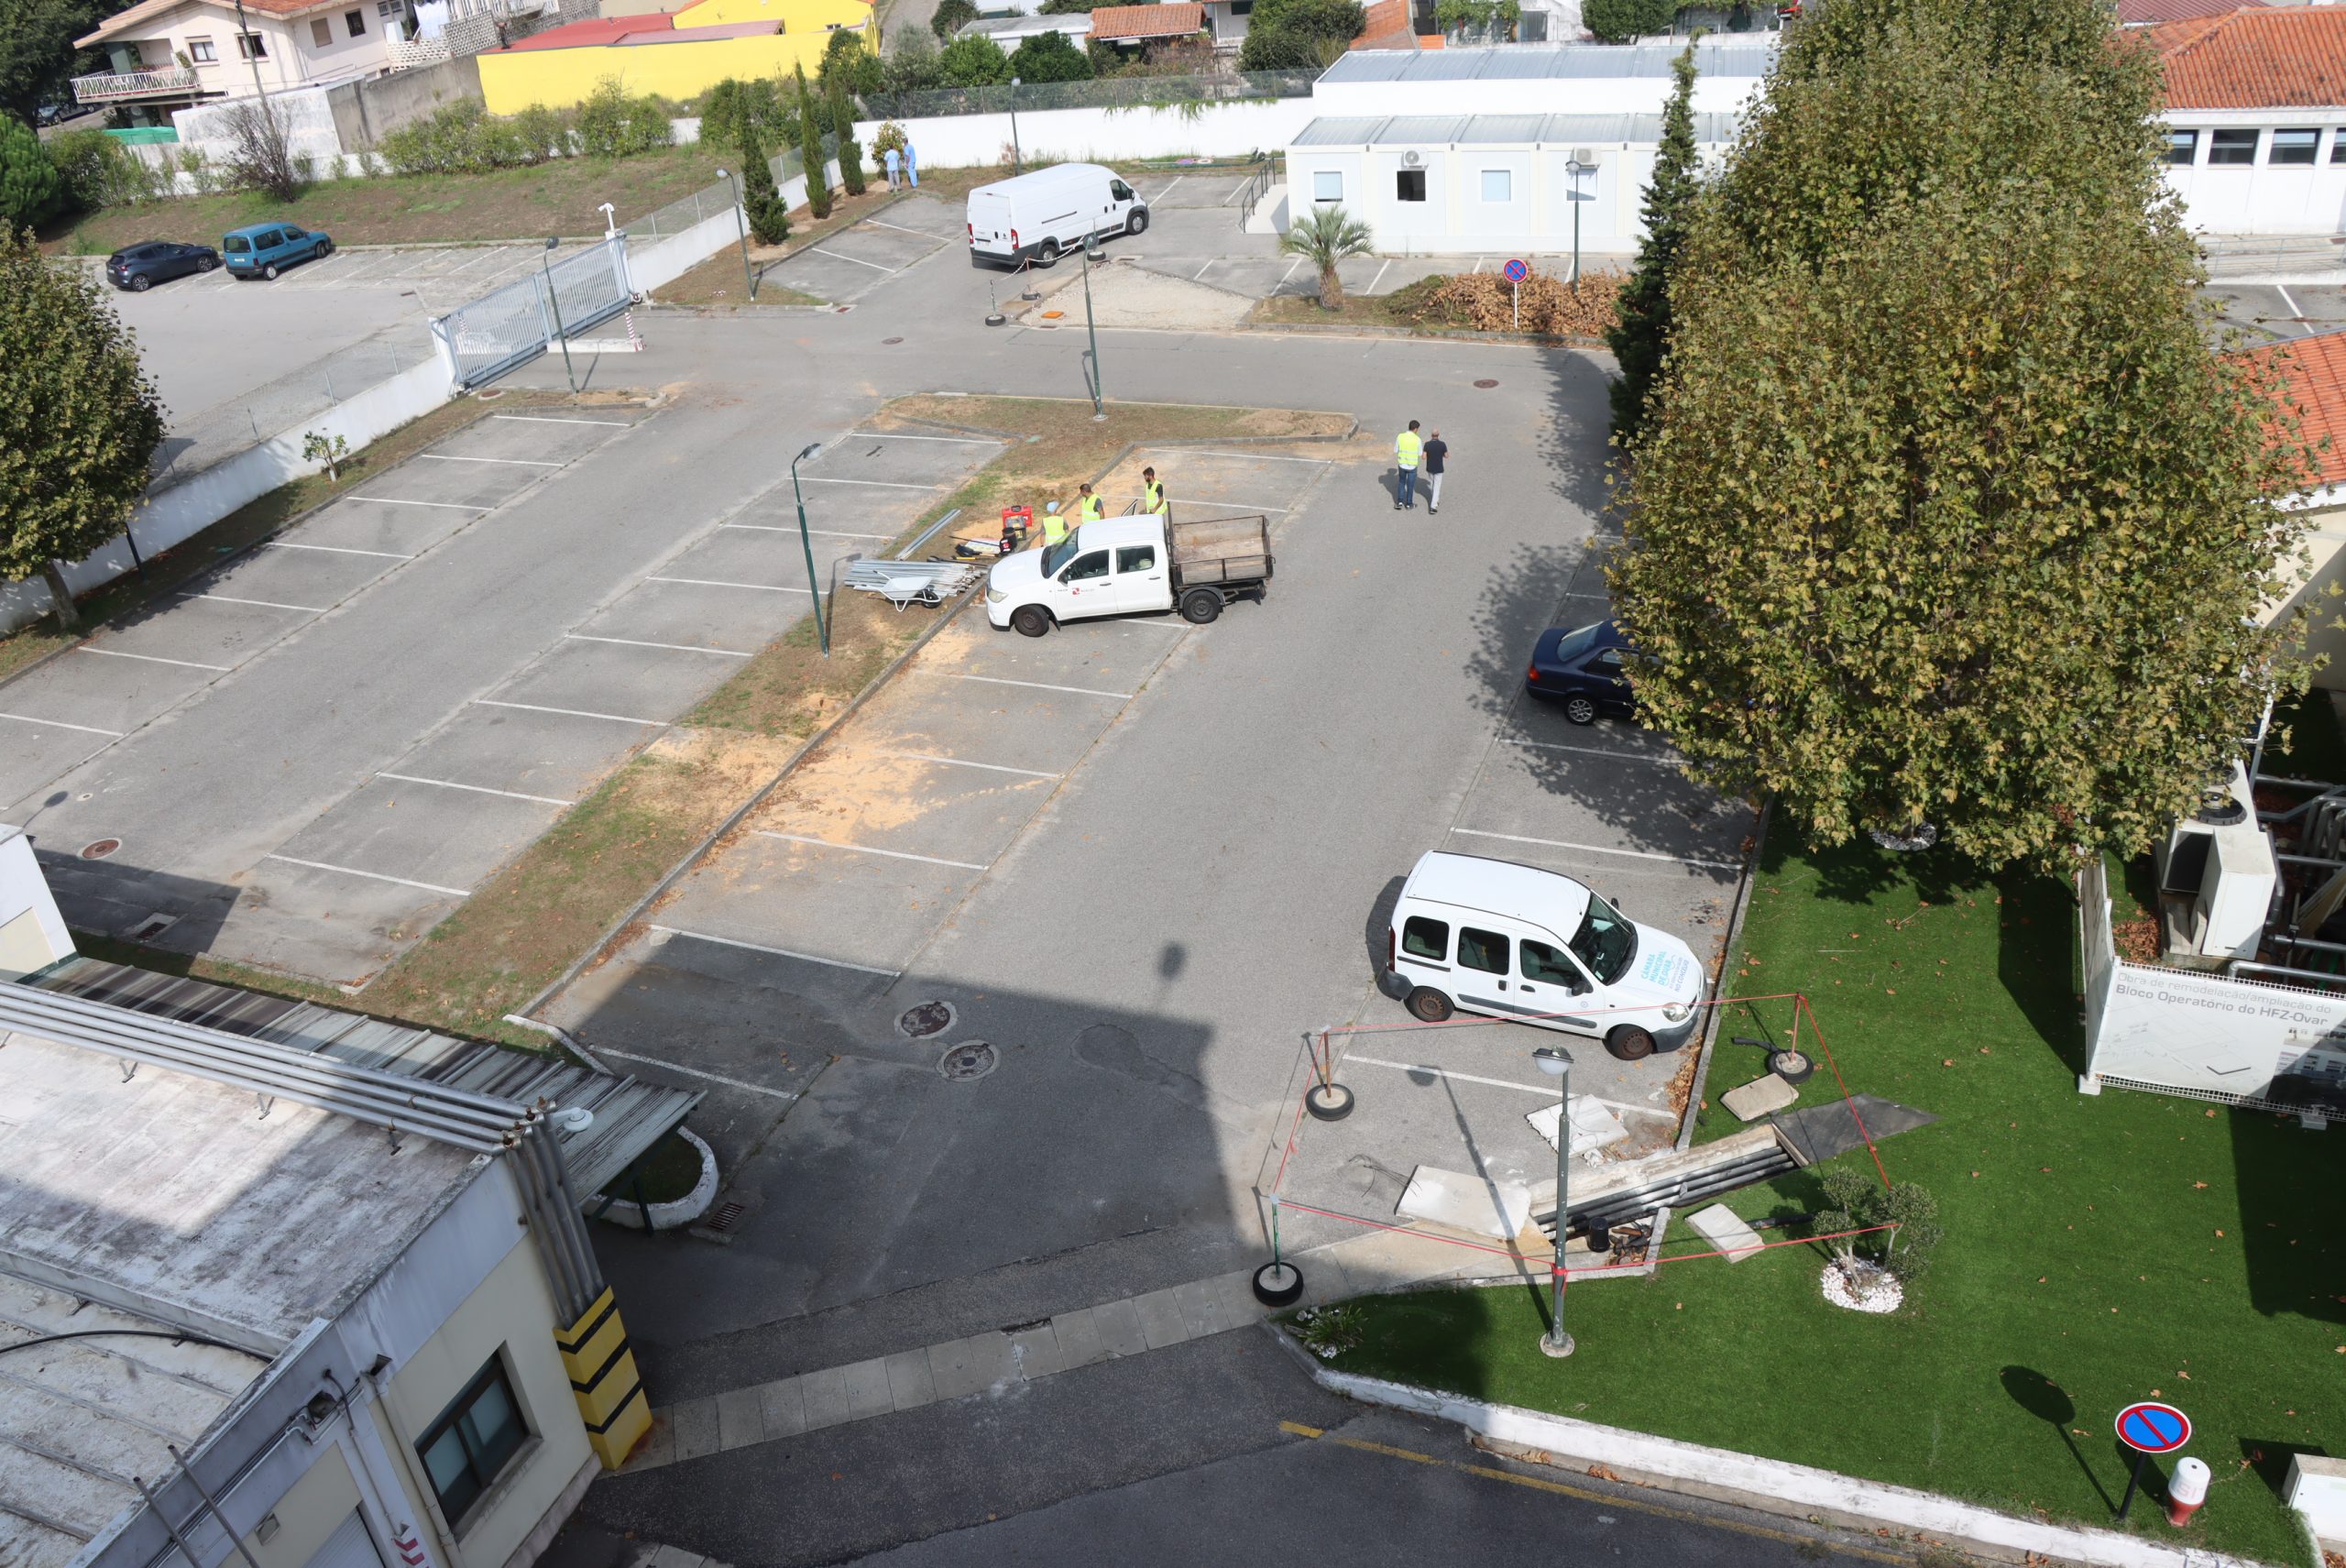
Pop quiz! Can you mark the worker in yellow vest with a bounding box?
[1140,467,1168,518]
[1077,483,1104,526]
[1394,420,1423,511]
[1038,501,1068,546]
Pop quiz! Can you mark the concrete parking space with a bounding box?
[154,240,554,304]
[2202,281,2346,343]
[768,204,959,302]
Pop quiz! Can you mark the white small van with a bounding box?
[967,163,1147,269]
[1380,851,1705,1059]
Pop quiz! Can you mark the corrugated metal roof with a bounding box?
[1374,114,1473,143]
[1468,114,1548,143]
[1288,110,1739,147]
[1318,38,1774,83]
[25,958,699,1197]
[1292,115,1389,145]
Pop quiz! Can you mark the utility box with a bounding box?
[2156,761,2276,963]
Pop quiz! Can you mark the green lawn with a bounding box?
[1324,838,2343,1566]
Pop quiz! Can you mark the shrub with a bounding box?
[0,119,61,229]
[1431,267,1623,336]
[48,127,158,211]
[828,74,865,196]
[818,26,882,95]
[575,77,672,159]
[223,99,302,202]
[883,28,943,91]
[1009,29,1091,82]
[510,103,573,161]
[872,120,907,159]
[931,0,978,36]
[738,121,790,246]
[793,64,830,220]
[937,32,1011,85]
[1582,0,1677,40]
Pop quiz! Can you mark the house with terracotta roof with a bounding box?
[1087,2,1208,49]
[71,0,427,117]
[2117,0,2262,27]
[2149,6,2346,236]
[2241,329,2346,686]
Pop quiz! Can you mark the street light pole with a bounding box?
[540,236,576,393]
[1080,228,1104,422]
[791,442,832,656]
[1008,76,1023,177]
[1565,148,1596,287]
[1535,1045,1576,1358]
[231,0,269,99]
[717,167,754,302]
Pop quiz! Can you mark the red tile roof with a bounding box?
[2118,0,2261,24]
[2148,5,2346,110]
[2236,330,2346,490]
[1089,2,1203,39]
[499,14,673,49]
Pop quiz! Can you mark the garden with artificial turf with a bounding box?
[1317,761,2346,1564]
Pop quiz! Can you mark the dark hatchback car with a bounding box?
[1526,620,1636,724]
[106,240,221,291]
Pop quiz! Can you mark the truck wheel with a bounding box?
[1039,239,1061,267]
[1011,606,1052,638]
[1406,986,1453,1023]
[1179,588,1222,625]
[1606,1025,1657,1061]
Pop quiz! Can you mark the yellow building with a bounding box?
[477,0,870,113]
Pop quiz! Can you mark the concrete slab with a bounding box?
[882,1347,936,1410]
[754,1376,806,1439]
[926,1332,1011,1400]
[857,669,1124,777]
[1006,1321,1069,1379]
[948,616,1186,695]
[713,1385,762,1450]
[1397,1165,1533,1241]
[798,1364,851,1430]
[186,543,395,611]
[576,576,805,657]
[654,831,974,974]
[1685,1202,1765,1263]
[752,746,1050,865]
[1048,1306,1106,1368]
[352,455,536,510]
[660,529,854,595]
[839,1356,893,1420]
[282,496,477,557]
[498,636,743,723]
[1720,1073,1799,1122]
[0,644,216,736]
[0,716,110,811]
[389,702,641,804]
[206,858,455,985]
[272,773,562,892]
[669,1397,719,1462]
[799,429,1002,490]
[88,593,312,670]
[1090,1297,1149,1358]
[1524,1094,1630,1156]
[431,411,630,465]
[1130,1288,1191,1350]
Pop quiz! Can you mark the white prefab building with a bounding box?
[1309,39,1774,120]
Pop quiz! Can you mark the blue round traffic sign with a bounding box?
[2115,1402,2191,1454]
[1502,258,1530,283]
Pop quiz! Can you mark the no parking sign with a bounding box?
[1502,258,1529,329]
[2113,1402,2191,1521]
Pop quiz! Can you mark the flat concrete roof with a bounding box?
[1289,110,1742,146]
[0,1030,483,1352]
[1317,38,1775,82]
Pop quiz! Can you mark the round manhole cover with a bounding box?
[475,388,507,400]
[897,1001,958,1039]
[882,336,904,345]
[79,839,120,861]
[1474,378,1499,389]
[938,1041,998,1081]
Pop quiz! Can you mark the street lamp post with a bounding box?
[1079,228,1105,422]
[1564,148,1597,286]
[1008,77,1023,177]
[791,442,832,656]
[716,167,755,302]
[1534,1045,1576,1358]
[540,236,577,393]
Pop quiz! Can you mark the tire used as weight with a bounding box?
[1305,1082,1354,1121]
[1251,1261,1305,1307]
[1770,1049,1816,1085]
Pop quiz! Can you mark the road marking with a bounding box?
[493,413,632,427]
[754,830,988,872]
[806,246,895,272]
[1346,1055,1678,1117]
[420,453,563,468]
[723,523,893,539]
[0,711,124,737]
[1201,499,1294,513]
[1277,257,1303,289]
[647,576,811,593]
[1502,737,1684,766]
[2277,282,2305,323]
[794,477,945,491]
[263,854,471,897]
[875,751,1059,779]
[649,922,902,978]
[346,495,495,511]
[180,591,329,613]
[77,647,231,672]
[474,698,664,725]
[1365,259,1393,294]
[566,633,752,656]
[1155,175,1186,203]
[447,248,510,274]
[950,673,1134,699]
[378,772,571,806]
[1161,449,1333,465]
[859,216,937,238]
[1449,827,1742,872]
[1474,256,1489,273]
[1194,258,1217,280]
[592,1047,800,1101]
[267,541,414,559]
[848,433,1000,445]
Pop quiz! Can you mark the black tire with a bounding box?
[1770,1049,1815,1085]
[1305,1082,1354,1121]
[313,240,331,260]
[263,262,280,280]
[196,255,216,271]
[1180,588,1222,625]
[1406,985,1453,1023]
[1606,1025,1657,1061]
[1011,605,1052,639]
[129,274,151,291]
[1564,694,1598,726]
[1039,239,1061,267]
[1252,1261,1305,1307]
[1126,208,1148,236]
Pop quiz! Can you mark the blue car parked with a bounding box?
[223,221,334,280]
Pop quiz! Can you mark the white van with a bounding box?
[1379,851,1705,1060]
[967,163,1148,269]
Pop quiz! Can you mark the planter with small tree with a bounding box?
[1811,1169,1939,1313]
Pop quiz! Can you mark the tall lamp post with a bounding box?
[1007,76,1023,177]
[1564,148,1597,286]
[791,442,832,656]
[1079,229,1105,422]
[540,236,577,393]
[1534,1045,1576,1358]
[716,167,755,302]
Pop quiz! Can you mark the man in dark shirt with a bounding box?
[1422,431,1449,514]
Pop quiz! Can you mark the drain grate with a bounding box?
[897,1001,958,1039]
[80,839,120,861]
[702,1201,745,1234]
[938,1041,998,1081]
[1474,378,1499,389]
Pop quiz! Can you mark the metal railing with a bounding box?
[71,65,201,103]
[862,70,1316,121]
[430,235,632,389]
[1235,151,1276,230]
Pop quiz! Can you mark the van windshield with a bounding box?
[1569,892,1636,986]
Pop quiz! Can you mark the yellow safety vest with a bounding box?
[1142,481,1167,515]
[1396,431,1422,468]
[1079,495,1104,523]
[1041,510,1069,544]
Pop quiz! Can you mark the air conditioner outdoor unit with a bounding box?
[1402,149,1424,167]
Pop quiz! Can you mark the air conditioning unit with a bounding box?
[1401,149,1424,167]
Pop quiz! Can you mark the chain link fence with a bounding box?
[429,236,633,389]
[629,143,817,240]
[862,71,1318,121]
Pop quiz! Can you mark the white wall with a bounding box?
[0,827,73,981]
[2164,112,2346,237]
[1310,67,1767,120]
[175,82,346,170]
[857,97,1315,170]
[1286,137,1687,255]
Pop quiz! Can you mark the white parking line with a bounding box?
[267,542,414,559]
[806,247,896,272]
[347,496,496,511]
[1194,258,1217,280]
[378,772,572,806]
[263,853,471,897]
[875,751,1058,779]
[1156,175,1186,203]
[647,576,811,593]
[1449,826,1742,872]
[1502,737,1684,766]
[754,830,987,871]
[1199,499,1294,513]
[180,591,329,613]
[1161,449,1334,465]
[1277,257,1303,289]
[1365,260,1393,294]
[566,633,752,656]
[794,477,944,491]
[475,698,664,724]
[421,453,563,467]
[722,523,893,539]
[493,413,632,427]
[592,1047,800,1101]
[650,922,903,977]
[1474,257,1489,273]
[851,433,1000,444]
[951,673,1135,699]
[78,648,231,672]
[0,711,124,737]
[1348,1055,1558,1098]
[859,216,937,238]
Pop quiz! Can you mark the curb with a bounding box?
[1241,317,1611,352]
[1677,797,1773,1156]
[1293,1355,2262,1568]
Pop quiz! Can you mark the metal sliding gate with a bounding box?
[429,234,633,390]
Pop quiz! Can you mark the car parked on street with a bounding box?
[105,240,220,291]
[1526,619,1636,725]
[222,222,334,280]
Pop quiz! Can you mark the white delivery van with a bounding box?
[1379,851,1705,1059]
[967,163,1148,269]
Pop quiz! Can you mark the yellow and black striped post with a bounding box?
[556,1286,649,1468]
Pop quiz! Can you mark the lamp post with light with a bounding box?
[716,168,755,302]
[1008,77,1024,176]
[1534,1044,1576,1357]
[1564,148,1598,286]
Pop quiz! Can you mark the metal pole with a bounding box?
[1571,172,1582,286]
[2117,1452,2145,1521]
[232,0,269,99]
[1081,230,1104,421]
[792,443,831,656]
[1009,77,1022,177]
[719,169,753,301]
[541,239,576,394]
[1537,1046,1575,1357]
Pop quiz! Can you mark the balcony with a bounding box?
[71,65,203,104]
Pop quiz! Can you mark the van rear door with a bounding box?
[968,190,1016,261]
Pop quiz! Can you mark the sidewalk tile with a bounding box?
[1131,1288,1192,1350]
[842,1357,893,1420]
[620,1416,674,1472]
[927,1332,1013,1399]
[800,1364,851,1430]
[647,1547,702,1568]
[1049,1306,1107,1369]
[668,1397,720,1462]
[756,1376,806,1440]
[1091,1297,1149,1357]
[1211,1268,1270,1325]
[1008,1321,1068,1379]
[1172,1277,1231,1339]
[714,1387,763,1451]
[884,1348,937,1409]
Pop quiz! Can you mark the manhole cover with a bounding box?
[882,335,904,345]
[475,388,507,400]
[79,839,120,861]
[897,1001,958,1039]
[1474,378,1499,389]
[938,1042,998,1081]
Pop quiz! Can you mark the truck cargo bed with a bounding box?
[1169,513,1271,586]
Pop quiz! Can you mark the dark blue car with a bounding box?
[106,239,220,291]
[1526,620,1636,725]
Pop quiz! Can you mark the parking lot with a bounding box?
[2204,280,2346,343]
[758,195,966,304]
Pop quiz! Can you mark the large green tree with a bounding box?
[0,228,166,630]
[1237,0,1364,70]
[937,32,1010,85]
[0,0,107,126]
[1581,0,1676,42]
[1008,29,1091,82]
[1604,42,1698,446]
[0,117,61,227]
[793,63,831,220]
[1607,0,2316,870]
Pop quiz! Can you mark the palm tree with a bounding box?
[1279,203,1374,311]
